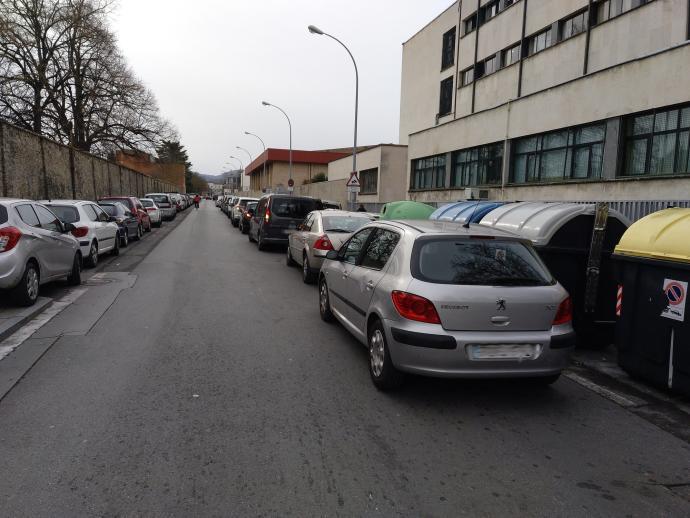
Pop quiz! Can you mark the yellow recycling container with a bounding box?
[613,208,690,396]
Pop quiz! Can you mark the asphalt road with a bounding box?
[0,201,688,517]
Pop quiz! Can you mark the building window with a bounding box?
[461,67,474,86]
[528,27,552,55]
[411,155,447,190]
[511,123,606,183]
[360,168,378,194]
[595,0,651,24]
[481,1,499,22]
[561,10,587,40]
[463,13,477,35]
[502,43,521,67]
[439,77,453,116]
[483,55,499,76]
[451,143,504,187]
[441,27,456,69]
[623,105,690,177]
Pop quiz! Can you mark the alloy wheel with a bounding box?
[26,267,39,301]
[369,329,385,378]
[319,282,328,314]
[90,243,98,267]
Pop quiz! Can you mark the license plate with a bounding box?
[467,344,541,361]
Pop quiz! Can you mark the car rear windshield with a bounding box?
[271,198,319,219]
[48,205,80,224]
[0,205,7,224]
[140,199,155,207]
[322,215,371,233]
[148,194,169,204]
[99,204,117,216]
[412,238,553,286]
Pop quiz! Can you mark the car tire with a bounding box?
[318,277,335,323]
[248,228,255,243]
[86,241,99,268]
[133,225,142,241]
[257,232,267,251]
[121,230,129,248]
[10,262,40,307]
[286,246,296,266]
[155,221,162,228]
[302,254,316,284]
[67,253,82,286]
[368,319,404,391]
[110,235,120,256]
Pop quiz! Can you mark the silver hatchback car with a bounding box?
[0,198,82,306]
[318,220,575,390]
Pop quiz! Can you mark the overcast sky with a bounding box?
[112,0,453,175]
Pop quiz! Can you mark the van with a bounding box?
[248,195,323,251]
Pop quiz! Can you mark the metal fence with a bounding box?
[566,200,690,222]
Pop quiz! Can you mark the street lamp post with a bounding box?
[308,24,359,210]
[262,101,293,192]
[230,155,244,192]
[236,146,253,193]
[245,131,267,193]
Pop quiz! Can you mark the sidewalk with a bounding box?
[0,298,53,343]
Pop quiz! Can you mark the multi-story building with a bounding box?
[400,0,690,208]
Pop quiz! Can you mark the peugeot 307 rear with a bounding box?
[318,220,575,390]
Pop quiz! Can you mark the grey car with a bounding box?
[317,220,575,390]
[286,210,375,284]
[0,198,82,306]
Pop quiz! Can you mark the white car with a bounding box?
[231,197,259,227]
[140,198,162,227]
[44,200,120,268]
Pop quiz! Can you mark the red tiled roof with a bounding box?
[245,149,350,175]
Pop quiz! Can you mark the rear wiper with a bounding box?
[324,228,351,233]
[491,277,544,286]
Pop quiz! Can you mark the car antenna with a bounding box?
[463,199,482,229]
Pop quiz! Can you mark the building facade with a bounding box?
[400,0,690,206]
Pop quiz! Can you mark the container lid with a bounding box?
[479,202,631,247]
[614,208,690,264]
[379,201,436,221]
[429,201,505,224]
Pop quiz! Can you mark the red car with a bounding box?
[99,196,151,237]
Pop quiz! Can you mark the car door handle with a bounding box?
[342,272,349,279]
[366,280,375,291]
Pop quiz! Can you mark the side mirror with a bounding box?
[326,250,339,261]
[63,222,76,233]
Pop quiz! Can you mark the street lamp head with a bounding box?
[308,24,324,35]
[261,101,270,106]
[244,131,250,135]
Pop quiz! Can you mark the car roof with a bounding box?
[41,199,90,205]
[375,219,523,239]
[313,209,374,218]
[0,197,32,205]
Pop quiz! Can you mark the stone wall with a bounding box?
[0,119,177,200]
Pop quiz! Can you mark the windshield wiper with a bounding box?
[324,228,351,233]
[491,277,544,286]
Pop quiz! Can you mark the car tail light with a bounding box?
[0,227,22,253]
[146,207,155,212]
[391,291,441,324]
[264,207,271,224]
[553,297,573,326]
[70,226,89,238]
[313,235,334,251]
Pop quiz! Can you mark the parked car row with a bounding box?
[223,194,576,391]
[1,192,193,307]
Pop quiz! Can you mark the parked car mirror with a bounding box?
[325,250,339,261]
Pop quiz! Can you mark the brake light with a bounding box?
[313,235,334,251]
[553,297,573,326]
[391,291,441,324]
[70,226,89,238]
[146,207,155,212]
[264,207,271,224]
[0,227,22,253]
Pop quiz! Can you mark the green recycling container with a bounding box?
[613,208,690,396]
[379,201,435,221]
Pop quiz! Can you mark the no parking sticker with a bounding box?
[661,278,687,322]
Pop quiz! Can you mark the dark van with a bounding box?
[249,195,323,250]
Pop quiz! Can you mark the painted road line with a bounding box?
[564,371,645,408]
[0,289,87,362]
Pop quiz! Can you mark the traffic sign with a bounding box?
[346,172,360,193]
[287,178,294,188]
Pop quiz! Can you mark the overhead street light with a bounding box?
[308,24,359,210]
[245,131,267,192]
[261,100,293,191]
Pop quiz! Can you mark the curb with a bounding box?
[0,297,53,343]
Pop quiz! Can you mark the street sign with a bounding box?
[346,172,360,193]
[287,178,294,188]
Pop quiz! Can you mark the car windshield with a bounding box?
[140,200,155,208]
[47,205,80,224]
[99,204,117,216]
[149,195,168,203]
[414,238,553,286]
[322,215,371,233]
[0,205,7,224]
[272,198,318,219]
[247,202,257,211]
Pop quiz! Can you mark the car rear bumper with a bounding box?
[0,249,24,289]
[383,318,574,378]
